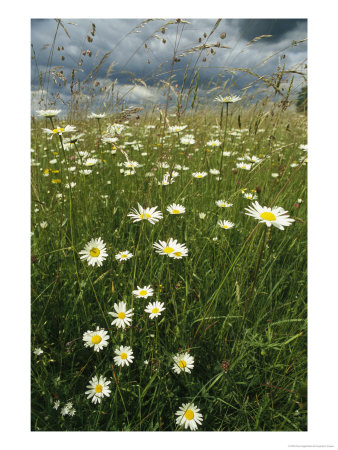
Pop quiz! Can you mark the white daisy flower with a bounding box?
[175,403,203,431]
[115,251,133,262]
[199,212,206,219]
[218,220,235,230]
[132,285,154,299]
[53,400,60,410]
[153,238,188,259]
[123,161,141,169]
[83,327,109,352]
[158,174,175,185]
[128,203,163,225]
[172,352,194,374]
[192,172,207,179]
[243,192,257,200]
[109,302,134,329]
[144,301,165,319]
[79,237,108,267]
[42,125,77,136]
[65,182,76,189]
[84,158,98,167]
[181,136,195,145]
[214,94,241,103]
[244,201,295,230]
[88,112,106,119]
[40,221,48,229]
[79,169,93,175]
[236,162,252,170]
[223,151,231,156]
[206,139,221,147]
[215,200,233,208]
[167,203,185,215]
[36,109,61,118]
[209,168,220,175]
[85,375,111,404]
[113,345,134,367]
[168,125,187,133]
[33,347,44,355]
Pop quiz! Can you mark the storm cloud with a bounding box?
[31,18,307,112]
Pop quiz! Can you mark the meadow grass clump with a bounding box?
[31,18,307,431]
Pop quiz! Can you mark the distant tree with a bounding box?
[296,85,307,113]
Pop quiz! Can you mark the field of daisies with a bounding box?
[31,103,307,431]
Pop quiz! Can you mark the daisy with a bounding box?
[40,221,48,229]
[113,345,134,367]
[172,352,194,374]
[132,285,154,299]
[175,403,203,431]
[42,125,77,136]
[53,400,60,410]
[243,192,257,200]
[218,220,235,230]
[209,168,220,175]
[84,158,98,167]
[144,301,165,319]
[244,201,295,230]
[167,203,185,215]
[83,327,109,352]
[236,162,252,170]
[181,136,195,145]
[199,212,206,219]
[128,203,163,225]
[168,125,187,133]
[158,174,175,185]
[36,109,61,118]
[153,238,188,258]
[123,161,141,169]
[79,237,108,267]
[115,250,133,262]
[192,172,207,179]
[33,347,44,356]
[85,375,111,404]
[88,112,106,119]
[206,139,221,147]
[216,200,233,208]
[109,302,134,329]
[214,94,241,103]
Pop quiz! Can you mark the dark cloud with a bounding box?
[31,18,307,111]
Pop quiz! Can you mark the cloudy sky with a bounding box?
[31,18,307,113]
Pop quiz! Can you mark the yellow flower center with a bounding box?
[90,247,100,257]
[121,254,127,258]
[260,212,276,222]
[140,213,151,219]
[118,312,126,319]
[222,225,228,229]
[95,384,103,393]
[139,290,147,296]
[91,335,102,344]
[52,127,64,133]
[172,209,180,214]
[184,409,194,420]
[120,352,127,360]
[196,175,202,178]
[174,252,182,257]
[220,204,226,207]
[179,360,187,369]
[163,246,174,254]
[152,307,159,314]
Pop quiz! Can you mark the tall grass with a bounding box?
[31,18,307,431]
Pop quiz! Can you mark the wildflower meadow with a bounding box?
[31,18,308,432]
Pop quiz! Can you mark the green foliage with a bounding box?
[31,107,307,431]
